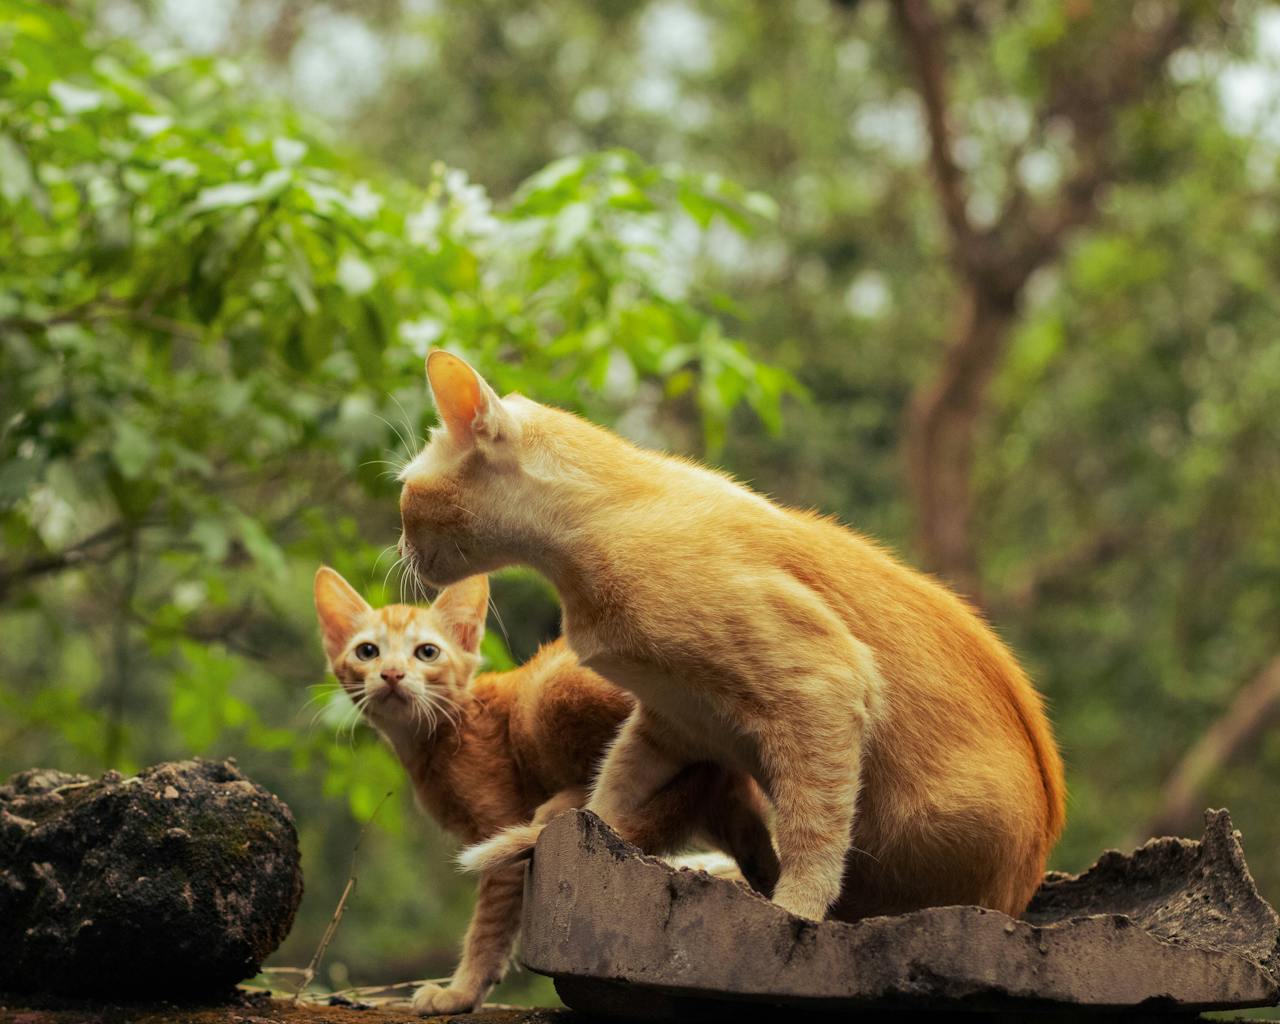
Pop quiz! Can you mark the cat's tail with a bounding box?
[457,822,544,874]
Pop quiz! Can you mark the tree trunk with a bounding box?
[904,282,1015,604]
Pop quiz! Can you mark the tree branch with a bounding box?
[1014,5,1192,266]
[893,1,1201,600]
[1140,653,1280,841]
[892,0,974,256]
[0,523,134,600]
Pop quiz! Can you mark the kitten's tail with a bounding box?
[457,822,544,874]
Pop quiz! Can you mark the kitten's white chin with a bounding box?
[374,687,407,703]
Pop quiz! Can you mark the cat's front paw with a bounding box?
[411,982,479,1016]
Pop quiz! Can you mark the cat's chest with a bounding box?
[407,731,532,841]
[579,650,757,769]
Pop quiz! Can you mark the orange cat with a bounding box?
[313,567,776,1014]
[397,351,1066,924]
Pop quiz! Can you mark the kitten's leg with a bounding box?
[603,762,709,855]
[411,863,524,1015]
[624,764,778,897]
[758,711,866,921]
[413,788,588,1015]
[699,771,780,897]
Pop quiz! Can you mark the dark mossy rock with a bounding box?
[0,758,302,998]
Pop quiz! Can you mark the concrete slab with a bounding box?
[520,809,1279,1018]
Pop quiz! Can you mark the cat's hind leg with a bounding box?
[461,704,693,871]
[583,706,691,842]
[631,763,780,896]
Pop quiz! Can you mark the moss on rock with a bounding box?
[0,759,303,998]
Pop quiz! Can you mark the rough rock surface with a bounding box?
[521,809,1280,1018]
[0,759,303,998]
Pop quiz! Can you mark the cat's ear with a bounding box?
[425,350,514,446]
[432,574,489,654]
[314,567,371,652]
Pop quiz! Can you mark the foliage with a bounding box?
[0,2,789,997]
[4,0,1280,1005]
[0,0,786,764]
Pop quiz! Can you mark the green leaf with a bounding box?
[188,168,291,215]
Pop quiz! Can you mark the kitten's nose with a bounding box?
[381,668,405,686]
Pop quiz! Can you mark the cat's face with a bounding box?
[398,351,541,586]
[313,566,489,739]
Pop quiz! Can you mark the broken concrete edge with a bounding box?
[519,809,1280,1013]
[1026,809,1280,980]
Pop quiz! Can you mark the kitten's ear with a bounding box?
[314,567,371,653]
[432,574,489,654]
[425,350,514,446]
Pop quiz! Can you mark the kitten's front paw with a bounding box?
[411,982,479,1016]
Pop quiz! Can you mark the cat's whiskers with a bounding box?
[383,551,408,602]
[486,596,511,650]
[402,554,417,605]
[361,457,408,481]
[423,690,463,728]
[372,411,414,465]
[405,549,431,604]
[410,688,441,734]
[334,703,359,746]
[303,685,343,730]
[338,691,381,746]
[388,392,425,454]
[370,543,398,574]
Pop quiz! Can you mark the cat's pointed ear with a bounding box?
[425,350,514,446]
[432,574,489,654]
[314,567,371,653]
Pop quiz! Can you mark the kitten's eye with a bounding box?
[415,643,441,662]
[355,642,379,661]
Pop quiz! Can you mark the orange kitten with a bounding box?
[313,567,776,1014]
[398,351,1065,923]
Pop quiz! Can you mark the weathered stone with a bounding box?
[521,809,1280,1018]
[0,759,303,998]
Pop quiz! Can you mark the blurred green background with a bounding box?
[3,0,1278,1008]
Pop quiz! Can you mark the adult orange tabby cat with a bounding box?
[313,567,776,1014]
[399,351,1066,924]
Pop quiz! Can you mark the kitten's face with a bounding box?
[314,567,489,740]
[398,351,538,587]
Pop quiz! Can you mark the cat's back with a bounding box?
[490,638,634,795]
[597,447,1065,848]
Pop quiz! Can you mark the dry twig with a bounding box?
[291,789,396,1003]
